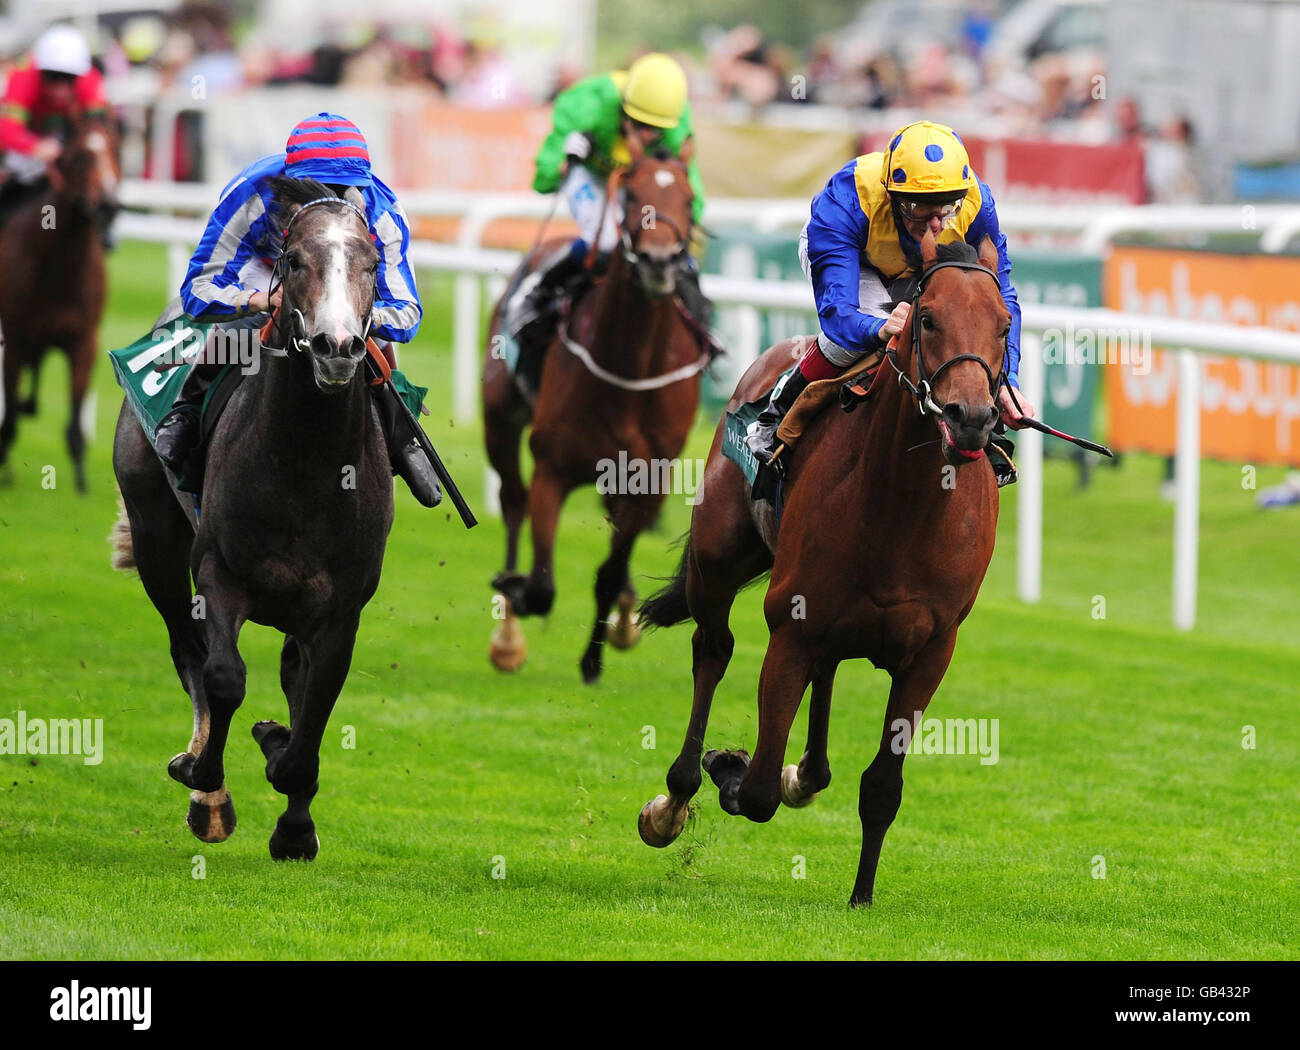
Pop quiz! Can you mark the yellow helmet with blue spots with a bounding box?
[881,121,973,196]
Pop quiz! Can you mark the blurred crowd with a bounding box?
[0,1,1201,202]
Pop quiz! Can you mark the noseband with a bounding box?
[886,259,1009,418]
[264,196,376,355]
[615,162,693,270]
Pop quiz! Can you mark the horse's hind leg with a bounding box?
[781,661,837,809]
[640,531,771,846]
[579,492,660,683]
[253,618,359,860]
[112,405,234,841]
[851,631,956,908]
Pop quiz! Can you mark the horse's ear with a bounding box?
[678,136,694,167]
[920,227,938,266]
[977,234,998,272]
[342,186,365,212]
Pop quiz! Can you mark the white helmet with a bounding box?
[33,24,92,77]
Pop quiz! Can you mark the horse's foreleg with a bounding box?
[66,336,94,493]
[782,660,838,808]
[850,630,957,908]
[0,336,23,476]
[520,462,567,617]
[170,556,247,795]
[253,618,359,860]
[580,493,659,683]
[729,624,813,822]
[485,403,531,672]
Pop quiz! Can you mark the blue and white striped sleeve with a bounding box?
[966,179,1022,387]
[370,198,422,344]
[180,179,270,321]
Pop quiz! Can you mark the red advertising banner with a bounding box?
[1104,247,1300,467]
[863,132,1146,205]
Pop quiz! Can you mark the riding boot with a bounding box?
[675,262,726,358]
[745,367,812,470]
[154,361,222,472]
[506,239,589,346]
[370,381,443,508]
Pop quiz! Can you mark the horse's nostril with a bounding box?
[310,333,338,357]
[942,402,967,428]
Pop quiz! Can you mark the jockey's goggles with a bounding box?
[894,194,965,222]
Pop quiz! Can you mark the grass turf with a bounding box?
[0,241,1296,959]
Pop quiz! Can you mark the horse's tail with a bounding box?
[109,496,136,572]
[639,535,693,629]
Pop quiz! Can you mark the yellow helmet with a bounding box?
[621,53,688,129]
[881,121,974,196]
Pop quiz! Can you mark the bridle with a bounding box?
[886,259,1010,419]
[611,157,694,273]
[263,195,376,356]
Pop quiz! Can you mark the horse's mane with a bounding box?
[262,175,339,234]
[931,240,980,266]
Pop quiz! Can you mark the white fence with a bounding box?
[111,182,1300,632]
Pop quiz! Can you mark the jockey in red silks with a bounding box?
[150,112,440,507]
[0,24,116,244]
[745,121,1036,474]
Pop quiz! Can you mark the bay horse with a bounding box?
[482,137,710,682]
[0,115,118,493]
[638,232,1011,906]
[111,178,392,860]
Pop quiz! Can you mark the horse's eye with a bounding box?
[920,314,935,331]
[286,254,303,272]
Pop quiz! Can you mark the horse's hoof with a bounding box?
[780,764,819,808]
[251,720,290,751]
[703,749,750,816]
[489,615,527,673]
[607,609,641,650]
[269,830,319,862]
[186,788,236,843]
[638,794,687,847]
[849,892,874,909]
[168,751,197,788]
[579,650,603,684]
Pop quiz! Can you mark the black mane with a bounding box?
[262,176,339,235]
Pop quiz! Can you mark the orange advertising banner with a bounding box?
[1105,247,1300,466]
[390,104,553,193]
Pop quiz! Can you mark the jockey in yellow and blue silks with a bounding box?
[746,121,1036,467]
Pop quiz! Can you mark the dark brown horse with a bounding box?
[0,115,118,493]
[111,178,392,860]
[638,232,1011,906]
[482,138,710,682]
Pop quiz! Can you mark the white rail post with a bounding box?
[1173,350,1201,630]
[1017,331,1045,604]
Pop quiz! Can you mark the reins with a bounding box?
[885,259,1010,418]
[261,196,375,357]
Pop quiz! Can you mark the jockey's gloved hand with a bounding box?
[563,131,593,164]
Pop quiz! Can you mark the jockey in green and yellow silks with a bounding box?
[503,52,717,355]
[746,120,1036,468]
